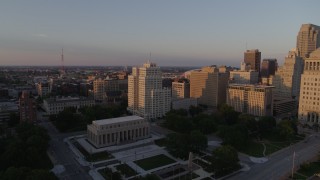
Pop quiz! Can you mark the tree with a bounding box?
[217,124,248,149]
[166,133,189,159]
[257,116,276,137]
[218,104,239,125]
[8,113,19,127]
[276,120,295,139]
[238,114,257,134]
[0,167,57,180]
[189,105,202,117]
[0,124,51,171]
[189,130,208,152]
[26,169,57,180]
[192,114,217,134]
[166,131,208,159]
[164,113,193,133]
[210,145,240,177]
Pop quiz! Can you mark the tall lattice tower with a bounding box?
[60,48,66,76]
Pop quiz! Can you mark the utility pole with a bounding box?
[291,151,295,179]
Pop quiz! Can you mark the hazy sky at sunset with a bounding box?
[0,0,319,67]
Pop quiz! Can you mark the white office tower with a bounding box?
[128,61,171,120]
[298,48,320,125]
[272,49,304,100]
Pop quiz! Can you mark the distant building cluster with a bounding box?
[1,23,320,142]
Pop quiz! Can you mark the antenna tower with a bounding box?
[61,48,65,75]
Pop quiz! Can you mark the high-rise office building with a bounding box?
[296,24,320,58]
[261,59,278,78]
[127,61,171,120]
[272,49,304,100]
[298,48,320,125]
[19,91,37,123]
[227,84,274,116]
[190,66,229,107]
[244,49,261,73]
[172,80,190,101]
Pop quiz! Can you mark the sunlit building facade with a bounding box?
[127,61,171,120]
[87,116,150,148]
[227,84,274,116]
[298,48,320,125]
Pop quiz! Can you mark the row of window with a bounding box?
[99,120,147,130]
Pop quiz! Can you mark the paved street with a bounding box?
[229,133,320,180]
[38,114,92,180]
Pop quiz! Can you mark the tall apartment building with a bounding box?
[272,49,304,99]
[190,66,229,107]
[227,84,274,116]
[298,48,320,125]
[244,49,261,73]
[261,59,278,78]
[19,91,37,123]
[297,24,320,58]
[172,80,190,100]
[127,61,171,120]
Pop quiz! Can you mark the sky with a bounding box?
[0,0,319,67]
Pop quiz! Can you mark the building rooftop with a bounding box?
[45,96,94,103]
[93,115,144,126]
[229,83,275,88]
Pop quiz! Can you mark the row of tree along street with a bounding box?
[49,101,128,132]
[162,104,301,177]
[0,123,57,180]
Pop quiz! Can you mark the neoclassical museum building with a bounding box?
[87,115,150,148]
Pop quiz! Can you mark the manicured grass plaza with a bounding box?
[134,154,176,171]
[115,164,138,177]
[292,162,320,179]
[240,135,306,157]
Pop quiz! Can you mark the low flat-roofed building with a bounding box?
[87,115,150,148]
[43,96,94,115]
[273,97,297,118]
[172,98,198,110]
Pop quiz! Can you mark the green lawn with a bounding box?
[240,134,305,157]
[134,154,176,171]
[297,162,320,177]
[172,173,199,180]
[115,164,137,177]
[193,158,212,172]
[239,141,264,157]
[292,173,308,180]
[98,168,121,180]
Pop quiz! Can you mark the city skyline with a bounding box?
[0,1,319,67]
